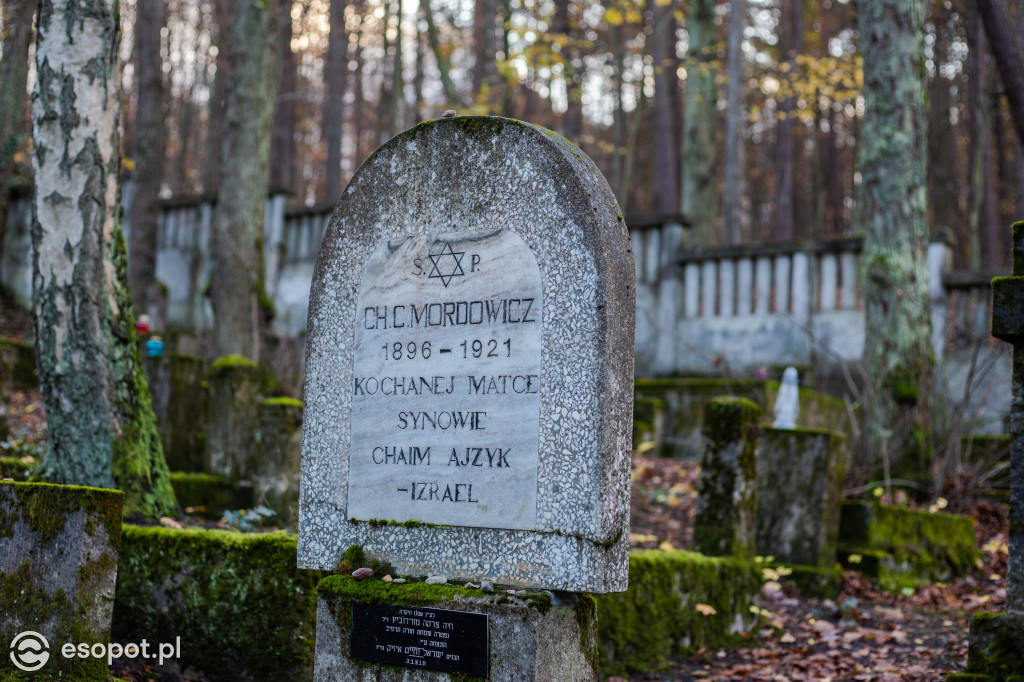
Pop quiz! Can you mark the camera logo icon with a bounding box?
[10,631,50,672]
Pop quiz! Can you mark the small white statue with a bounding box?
[772,367,799,429]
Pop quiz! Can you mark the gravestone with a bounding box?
[299,115,634,681]
[991,221,1024,615]
[956,221,1024,679]
[693,397,761,559]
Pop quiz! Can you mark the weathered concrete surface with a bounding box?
[756,427,847,567]
[298,116,634,592]
[0,481,123,678]
[314,577,598,682]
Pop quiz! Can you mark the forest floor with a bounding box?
[624,454,1007,682]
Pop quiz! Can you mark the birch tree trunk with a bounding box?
[681,0,718,245]
[32,0,177,520]
[854,0,934,487]
[210,0,281,361]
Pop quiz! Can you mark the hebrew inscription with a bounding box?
[347,229,543,530]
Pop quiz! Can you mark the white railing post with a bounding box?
[701,261,718,316]
[264,192,287,299]
[719,259,735,317]
[736,257,753,315]
[754,257,771,315]
[774,255,791,314]
[820,253,838,312]
[791,252,811,326]
[840,251,857,309]
[684,262,700,318]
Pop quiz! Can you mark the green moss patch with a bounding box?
[960,612,1024,680]
[597,549,761,675]
[113,526,324,682]
[209,354,258,372]
[839,501,980,589]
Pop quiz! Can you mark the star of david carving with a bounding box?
[427,241,466,287]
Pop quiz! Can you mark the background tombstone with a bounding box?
[693,397,761,559]
[298,115,633,680]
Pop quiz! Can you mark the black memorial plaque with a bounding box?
[350,601,489,678]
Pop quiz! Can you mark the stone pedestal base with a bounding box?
[947,612,1024,681]
[314,576,598,681]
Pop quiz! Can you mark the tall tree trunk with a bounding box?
[413,11,426,120]
[722,0,747,244]
[324,0,350,201]
[271,0,297,192]
[210,0,282,361]
[681,0,718,245]
[377,0,393,143]
[352,6,367,163]
[649,0,678,214]
[127,0,168,310]
[204,0,231,193]
[472,0,496,99]
[775,0,804,242]
[553,0,583,140]
[390,0,404,137]
[611,23,627,203]
[0,0,34,192]
[977,0,1024,146]
[967,4,988,270]
[926,0,959,244]
[854,0,934,489]
[422,0,458,106]
[32,0,177,520]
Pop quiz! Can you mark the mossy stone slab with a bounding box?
[0,481,123,680]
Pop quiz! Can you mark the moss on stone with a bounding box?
[342,543,366,568]
[0,563,111,680]
[962,612,1024,679]
[524,591,553,613]
[261,396,303,408]
[113,526,324,682]
[210,354,259,372]
[3,481,123,545]
[317,574,486,613]
[597,549,760,675]
[838,501,980,589]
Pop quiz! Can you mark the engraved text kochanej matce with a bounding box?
[347,229,544,531]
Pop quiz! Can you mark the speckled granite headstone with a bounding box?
[298,116,634,592]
